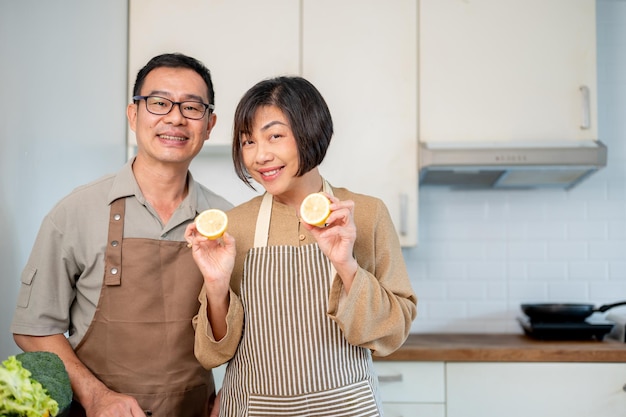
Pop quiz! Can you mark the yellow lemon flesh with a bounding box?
[195,209,228,240]
[300,193,331,227]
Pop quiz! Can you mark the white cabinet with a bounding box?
[446,362,626,417]
[128,0,419,246]
[374,361,446,417]
[302,0,419,247]
[419,0,598,144]
[127,0,300,151]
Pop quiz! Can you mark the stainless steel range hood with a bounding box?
[419,140,607,190]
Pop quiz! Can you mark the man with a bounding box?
[11,53,238,417]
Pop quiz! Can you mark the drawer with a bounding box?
[374,361,445,403]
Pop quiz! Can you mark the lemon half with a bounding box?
[300,193,331,227]
[195,209,228,239]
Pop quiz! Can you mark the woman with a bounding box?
[187,76,417,417]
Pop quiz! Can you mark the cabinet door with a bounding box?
[302,0,418,247]
[128,0,300,151]
[420,0,597,144]
[447,362,626,417]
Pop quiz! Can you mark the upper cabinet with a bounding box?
[302,0,419,246]
[129,0,419,247]
[127,0,300,153]
[419,0,598,145]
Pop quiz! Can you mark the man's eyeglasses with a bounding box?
[133,95,214,120]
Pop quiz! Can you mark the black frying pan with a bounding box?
[521,301,626,323]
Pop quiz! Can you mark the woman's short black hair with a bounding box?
[232,76,333,189]
[132,53,215,108]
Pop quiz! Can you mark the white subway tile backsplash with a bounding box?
[506,203,545,221]
[567,262,609,281]
[526,222,567,240]
[505,222,528,240]
[604,52,626,84]
[441,203,487,222]
[566,221,608,240]
[480,243,507,259]
[608,261,626,279]
[589,282,626,301]
[440,242,486,260]
[465,222,509,240]
[448,282,486,300]
[587,201,626,220]
[546,242,588,260]
[546,282,589,301]
[506,262,528,280]
[427,302,468,319]
[543,204,587,221]
[426,261,468,280]
[508,282,549,302]
[589,242,626,259]
[467,262,507,280]
[607,221,626,239]
[486,282,507,299]
[484,201,509,221]
[467,301,509,318]
[506,242,547,260]
[527,262,567,280]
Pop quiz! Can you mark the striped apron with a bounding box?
[220,182,382,417]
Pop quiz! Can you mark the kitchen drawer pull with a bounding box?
[378,373,403,383]
[399,193,408,236]
[580,85,591,130]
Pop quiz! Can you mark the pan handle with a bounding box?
[597,301,626,313]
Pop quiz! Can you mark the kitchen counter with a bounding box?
[375,333,626,363]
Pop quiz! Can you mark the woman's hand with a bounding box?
[302,194,359,292]
[185,222,236,340]
[184,223,236,298]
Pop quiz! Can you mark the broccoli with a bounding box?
[0,351,72,416]
[1,354,58,417]
[15,351,73,415]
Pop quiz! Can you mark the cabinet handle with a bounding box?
[399,193,408,236]
[622,383,626,392]
[378,373,403,383]
[580,85,591,130]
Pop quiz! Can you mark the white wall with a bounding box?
[0,1,128,359]
[402,0,626,333]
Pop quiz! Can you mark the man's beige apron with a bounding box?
[70,198,214,417]
[220,183,382,417]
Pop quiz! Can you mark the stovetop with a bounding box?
[517,316,615,341]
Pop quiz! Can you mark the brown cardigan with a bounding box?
[193,185,417,369]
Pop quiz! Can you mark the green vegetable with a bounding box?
[0,352,72,417]
[16,352,72,414]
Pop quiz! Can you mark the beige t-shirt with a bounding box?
[11,158,232,348]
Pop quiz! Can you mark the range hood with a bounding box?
[419,140,607,190]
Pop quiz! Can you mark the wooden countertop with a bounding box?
[375,333,626,363]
